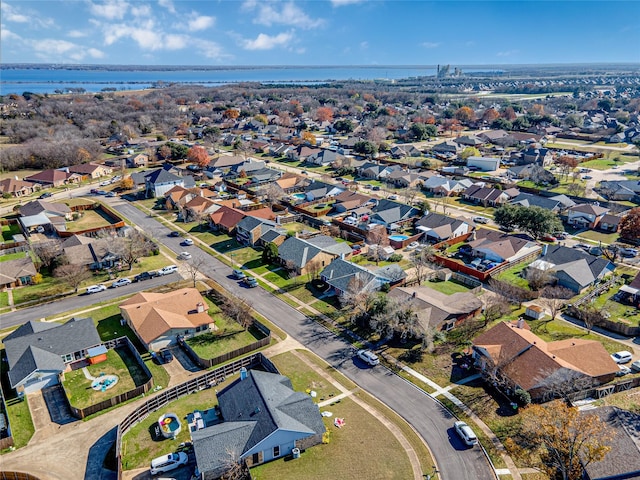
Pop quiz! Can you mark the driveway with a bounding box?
[105,198,494,480]
[42,385,76,425]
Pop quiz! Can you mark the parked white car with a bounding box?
[473,216,489,224]
[158,265,178,275]
[611,351,633,364]
[357,349,380,366]
[86,285,106,294]
[406,242,420,250]
[149,452,188,475]
[178,252,192,260]
[454,421,478,446]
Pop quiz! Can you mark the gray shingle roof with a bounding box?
[541,245,613,282]
[192,370,324,476]
[306,235,353,256]
[278,237,323,269]
[510,193,562,211]
[4,318,102,387]
[320,258,380,293]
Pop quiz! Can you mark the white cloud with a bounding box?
[130,4,152,17]
[188,15,215,32]
[199,40,229,60]
[497,49,518,57]
[26,38,105,62]
[241,31,294,50]
[68,30,88,38]
[360,41,368,49]
[89,0,129,21]
[158,0,176,14]
[164,34,189,50]
[1,26,22,42]
[1,3,29,22]
[242,1,323,29]
[330,0,365,6]
[421,42,440,49]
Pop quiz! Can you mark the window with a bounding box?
[273,446,280,457]
[252,453,259,465]
[62,353,73,363]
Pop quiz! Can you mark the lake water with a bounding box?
[1,66,441,95]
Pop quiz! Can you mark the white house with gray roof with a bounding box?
[4,318,103,396]
[192,370,325,479]
[278,235,352,276]
[320,258,403,296]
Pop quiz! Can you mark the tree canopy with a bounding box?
[619,207,640,241]
[493,205,562,239]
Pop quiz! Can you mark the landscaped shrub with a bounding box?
[513,388,531,406]
[387,253,403,262]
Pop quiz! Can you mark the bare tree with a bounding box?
[54,263,91,293]
[284,259,298,278]
[536,368,597,403]
[540,286,574,320]
[223,295,254,330]
[482,294,511,326]
[366,226,389,265]
[113,230,155,270]
[261,183,285,207]
[525,267,554,291]
[32,240,61,271]
[306,260,321,282]
[410,246,435,285]
[184,257,206,288]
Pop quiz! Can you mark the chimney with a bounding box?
[196,302,205,313]
[542,244,548,256]
[240,367,248,381]
[517,318,525,329]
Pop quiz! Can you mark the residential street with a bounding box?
[105,198,494,480]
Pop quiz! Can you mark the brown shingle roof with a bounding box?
[209,205,246,229]
[120,288,212,345]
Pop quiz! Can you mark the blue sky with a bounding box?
[1,1,639,65]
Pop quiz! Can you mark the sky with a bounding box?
[1,0,639,66]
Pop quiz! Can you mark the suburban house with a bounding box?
[235,216,279,246]
[472,321,619,402]
[192,369,325,479]
[144,168,192,197]
[18,200,72,233]
[509,193,574,212]
[0,178,37,197]
[566,203,609,229]
[507,164,556,185]
[467,229,541,263]
[357,163,398,180]
[4,318,103,396]
[278,235,352,276]
[598,180,640,201]
[120,288,214,351]
[431,140,461,156]
[519,147,553,165]
[305,149,342,166]
[597,213,621,233]
[582,407,640,480]
[68,163,113,179]
[333,191,375,213]
[466,156,501,171]
[127,153,149,168]
[477,130,510,144]
[181,196,220,222]
[422,176,473,196]
[0,256,38,289]
[275,173,307,193]
[369,199,421,230]
[206,155,247,174]
[320,258,399,296]
[388,285,482,331]
[526,244,614,293]
[462,184,512,206]
[304,181,344,201]
[386,169,424,188]
[208,206,247,233]
[287,145,322,162]
[390,144,421,158]
[61,234,119,270]
[455,135,484,147]
[25,169,81,187]
[415,212,474,243]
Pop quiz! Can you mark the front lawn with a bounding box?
[0,251,26,263]
[63,347,149,409]
[424,279,475,295]
[574,229,619,245]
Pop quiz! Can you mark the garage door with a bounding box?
[23,374,59,395]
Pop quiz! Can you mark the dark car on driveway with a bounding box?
[160,349,174,363]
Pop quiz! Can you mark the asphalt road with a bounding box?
[107,198,494,480]
[0,274,176,329]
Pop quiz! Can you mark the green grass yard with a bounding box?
[63,347,148,409]
[0,251,26,262]
[424,279,475,295]
[186,325,267,360]
[1,223,21,243]
[574,229,619,245]
[3,398,34,451]
[495,262,532,289]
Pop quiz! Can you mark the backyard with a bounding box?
[62,347,149,409]
[64,208,117,232]
[1,222,21,243]
[0,350,35,451]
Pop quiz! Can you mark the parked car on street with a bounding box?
[620,248,638,257]
[134,271,158,282]
[86,284,106,294]
[39,192,53,199]
[473,216,489,224]
[181,238,194,246]
[232,269,247,280]
[158,265,178,275]
[356,349,380,366]
[112,278,132,288]
[454,421,478,446]
[242,276,258,288]
[540,235,557,242]
[178,252,192,260]
[168,231,182,237]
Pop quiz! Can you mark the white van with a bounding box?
[158,265,178,276]
[150,452,188,475]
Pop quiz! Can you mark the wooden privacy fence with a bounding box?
[179,319,271,369]
[115,353,277,479]
[65,336,154,420]
[0,473,41,480]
